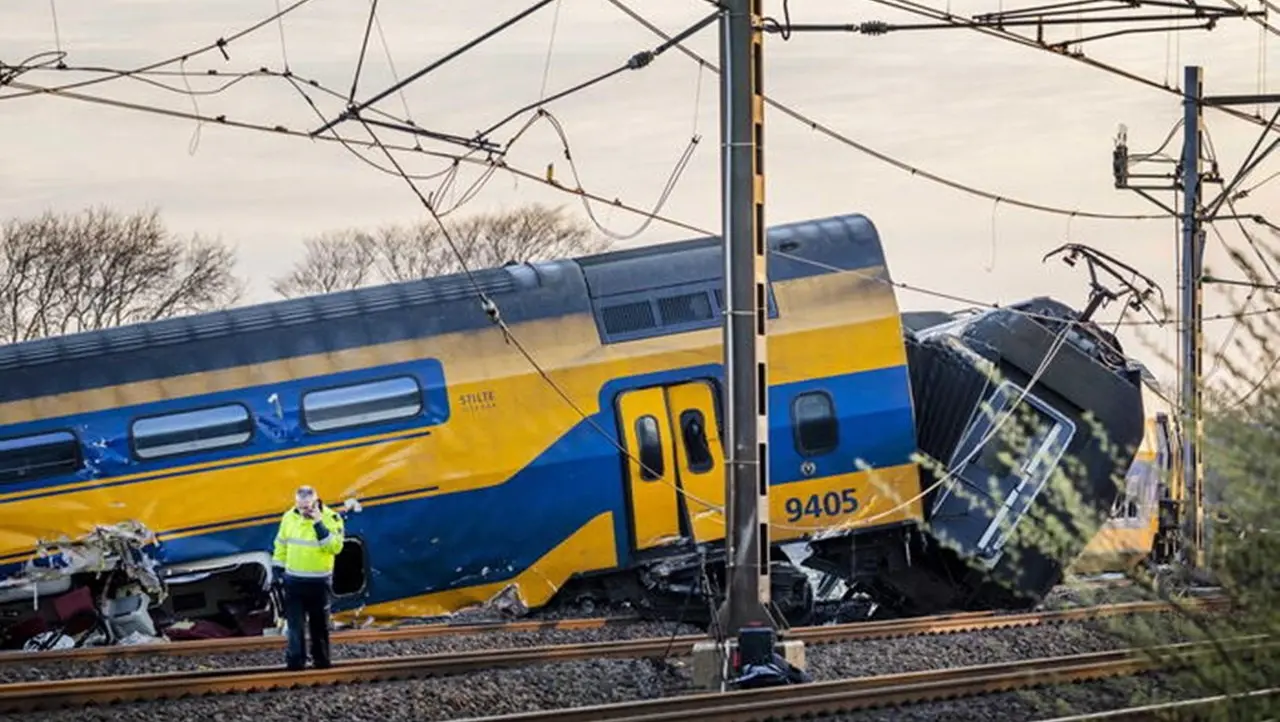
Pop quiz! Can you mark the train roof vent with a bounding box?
[658,292,714,326]
[144,320,195,345]
[600,300,657,336]
[12,343,58,366]
[592,281,777,344]
[104,324,148,352]
[58,332,106,357]
[0,266,527,373]
[230,305,278,333]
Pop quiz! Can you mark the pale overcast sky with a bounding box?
[1,0,1277,387]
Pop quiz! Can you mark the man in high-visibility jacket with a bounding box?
[271,485,344,670]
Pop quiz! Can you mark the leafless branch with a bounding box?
[271,203,609,298]
[0,207,242,343]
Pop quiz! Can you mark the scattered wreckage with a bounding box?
[0,502,531,652]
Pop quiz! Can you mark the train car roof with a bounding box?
[0,213,888,403]
[900,310,956,333]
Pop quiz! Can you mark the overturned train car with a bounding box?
[875,301,1148,613]
[0,213,1145,646]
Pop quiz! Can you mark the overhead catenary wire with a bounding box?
[537,0,565,104]
[311,0,559,137]
[861,0,1278,130]
[7,5,1257,231]
[0,0,318,100]
[0,76,713,238]
[1202,222,1264,384]
[605,0,1167,221]
[348,0,380,103]
[263,6,717,227]
[7,26,1278,331]
[475,9,719,140]
[1202,126,1280,287]
[538,109,702,241]
[47,0,64,55]
[10,67,1278,334]
[12,69,1274,335]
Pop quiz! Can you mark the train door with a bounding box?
[616,381,726,551]
[667,382,726,544]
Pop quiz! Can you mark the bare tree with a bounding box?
[272,204,609,298]
[270,230,379,299]
[0,207,242,343]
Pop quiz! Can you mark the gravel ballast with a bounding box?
[805,613,1192,681]
[810,673,1196,722]
[0,613,1200,722]
[1,620,705,683]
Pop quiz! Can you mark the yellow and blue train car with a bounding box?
[0,213,925,636]
[1070,374,1179,575]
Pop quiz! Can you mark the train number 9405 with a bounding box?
[784,488,859,522]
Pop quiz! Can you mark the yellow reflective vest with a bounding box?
[272,505,344,580]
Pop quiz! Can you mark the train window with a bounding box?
[0,430,81,484]
[679,410,714,474]
[792,391,838,456]
[132,404,253,460]
[635,415,664,481]
[302,376,423,432]
[944,382,1076,557]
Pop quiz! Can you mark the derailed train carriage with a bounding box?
[888,302,1149,612]
[1069,374,1179,576]
[0,213,1146,646]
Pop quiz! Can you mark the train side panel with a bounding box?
[0,213,923,627]
[1069,382,1175,575]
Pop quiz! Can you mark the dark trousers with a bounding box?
[283,578,331,670]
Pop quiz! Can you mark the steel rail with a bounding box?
[460,637,1275,722]
[0,596,1231,712]
[0,594,1226,666]
[1032,687,1280,721]
[0,614,640,664]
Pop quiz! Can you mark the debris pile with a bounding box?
[0,521,272,651]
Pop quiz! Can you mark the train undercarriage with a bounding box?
[540,519,1052,632]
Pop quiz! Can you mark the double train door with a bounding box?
[616,381,726,551]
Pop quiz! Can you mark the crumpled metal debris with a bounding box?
[22,631,75,652]
[116,630,167,646]
[0,520,165,603]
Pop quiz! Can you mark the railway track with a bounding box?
[0,591,1224,666]
[454,637,1274,722]
[1032,688,1280,721]
[0,596,1230,713]
[0,614,643,665]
